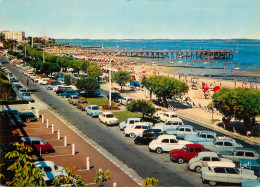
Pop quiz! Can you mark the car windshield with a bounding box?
[106,114,114,118]
[182,146,188,152]
[92,106,99,110]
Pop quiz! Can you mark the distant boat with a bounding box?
[234,67,240,70]
[185,63,191,67]
[235,41,240,54]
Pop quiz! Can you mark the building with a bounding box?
[1,30,25,42]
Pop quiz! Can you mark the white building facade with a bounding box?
[1,31,25,42]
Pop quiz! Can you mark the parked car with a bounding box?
[80,90,101,97]
[35,161,66,184]
[118,97,133,105]
[86,105,102,117]
[76,98,88,111]
[134,129,162,145]
[221,148,259,163]
[45,81,61,90]
[188,152,233,173]
[124,122,153,138]
[169,144,211,164]
[153,118,184,132]
[46,79,57,85]
[12,82,23,90]
[107,92,123,102]
[240,159,260,176]
[3,110,36,122]
[160,112,178,122]
[201,137,243,154]
[55,86,73,95]
[184,131,217,143]
[119,118,142,130]
[148,134,193,154]
[21,137,55,153]
[99,112,119,126]
[167,125,197,139]
[38,78,50,85]
[152,110,165,120]
[68,95,80,105]
[201,161,257,186]
[60,90,79,98]
[21,92,35,102]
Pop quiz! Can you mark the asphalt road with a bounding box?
[2,60,259,186]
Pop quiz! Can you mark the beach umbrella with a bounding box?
[203,87,209,92]
[192,84,195,87]
[141,70,146,73]
[117,67,121,70]
[202,82,206,87]
[132,75,135,79]
[213,86,221,92]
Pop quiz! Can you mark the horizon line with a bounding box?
[54,38,260,40]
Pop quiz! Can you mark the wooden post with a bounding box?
[72,144,75,155]
[64,136,67,147]
[42,115,44,123]
[86,157,90,170]
[46,119,49,128]
[57,130,60,140]
[52,124,54,134]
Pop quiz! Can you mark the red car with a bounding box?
[46,79,57,85]
[169,144,211,164]
[21,137,55,154]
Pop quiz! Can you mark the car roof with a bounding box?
[158,134,177,139]
[103,112,114,115]
[134,122,152,126]
[35,161,55,168]
[198,131,216,134]
[198,152,218,157]
[234,147,258,152]
[143,129,162,133]
[166,118,183,122]
[185,144,204,148]
[179,125,193,128]
[127,118,141,120]
[21,137,43,141]
[208,161,235,168]
[89,105,99,107]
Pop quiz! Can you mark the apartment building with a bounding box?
[1,31,25,42]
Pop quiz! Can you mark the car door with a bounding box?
[183,128,193,139]
[186,147,195,160]
[214,167,229,182]
[214,141,224,153]
[245,151,257,160]
[87,106,91,114]
[202,157,211,167]
[161,139,170,151]
[226,167,241,183]
[168,139,179,151]
[134,125,142,135]
[223,141,234,154]
[32,140,41,151]
[206,134,215,142]
[234,151,245,163]
[198,134,207,143]
[176,127,185,139]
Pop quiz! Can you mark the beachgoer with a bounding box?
[26,79,29,86]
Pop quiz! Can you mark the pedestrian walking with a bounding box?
[26,79,29,86]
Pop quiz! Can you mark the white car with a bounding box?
[99,112,119,126]
[166,125,197,139]
[148,134,192,154]
[152,110,165,120]
[38,78,50,85]
[124,122,153,138]
[119,118,142,130]
[35,161,67,184]
[201,161,257,186]
[188,152,233,173]
[153,118,184,131]
[118,97,133,105]
[160,112,178,122]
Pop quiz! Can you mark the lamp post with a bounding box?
[109,56,112,106]
[43,48,45,62]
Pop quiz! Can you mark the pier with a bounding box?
[101,49,233,59]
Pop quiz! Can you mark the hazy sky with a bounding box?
[0,0,259,39]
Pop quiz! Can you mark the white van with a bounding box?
[153,118,184,131]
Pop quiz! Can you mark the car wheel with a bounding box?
[195,166,202,173]
[156,147,163,154]
[25,117,32,122]
[169,155,174,162]
[130,133,136,138]
[202,179,207,184]
[209,180,217,186]
[177,157,184,164]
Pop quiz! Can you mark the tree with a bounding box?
[143,76,189,107]
[40,62,60,75]
[212,88,260,133]
[127,99,156,119]
[75,77,100,91]
[92,169,111,187]
[3,143,46,186]
[81,61,89,72]
[0,33,5,43]
[143,177,159,187]
[64,74,72,85]
[113,70,131,91]
[86,64,103,79]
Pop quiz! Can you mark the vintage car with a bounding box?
[188,152,233,173]
[148,134,193,154]
[184,131,217,143]
[201,162,257,186]
[3,110,36,123]
[107,92,123,102]
[45,81,61,90]
[124,122,153,138]
[35,161,66,184]
[160,112,178,122]
[68,95,80,105]
[240,159,260,176]
[80,90,101,97]
[221,148,259,163]
[99,112,119,126]
[153,118,184,132]
[21,137,55,153]
[118,97,133,105]
[119,118,142,130]
[61,90,79,98]
[86,105,102,117]
[134,129,162,145]
[201,137,243,154]
[169,144,211,164]
[38,78,50,85]
[167,125,197,139]
[76,98,88,111]
[152,110,165,120]
[21,92,35,102]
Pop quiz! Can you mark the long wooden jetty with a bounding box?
[101,49,233,59]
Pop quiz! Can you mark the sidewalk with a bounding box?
[3,105,140,186]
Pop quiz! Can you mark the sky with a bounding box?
[0,0,259,39]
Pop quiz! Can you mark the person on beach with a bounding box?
[26,79,29,86]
